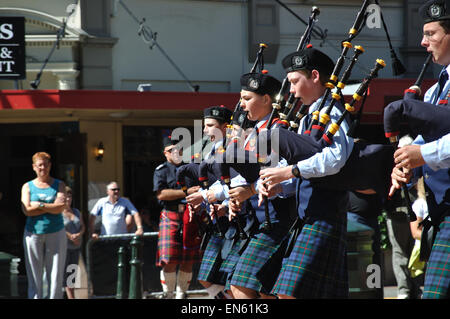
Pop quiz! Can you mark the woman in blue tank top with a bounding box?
[21,152,68,299]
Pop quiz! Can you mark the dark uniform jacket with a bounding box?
[153,161,182,211]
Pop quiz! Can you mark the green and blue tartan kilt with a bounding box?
[272,214,348,298]
[228,223,289,295]
[197,234,227,285]
[219,238,243,291]
[423,216,450,299]
[156,209,201,267]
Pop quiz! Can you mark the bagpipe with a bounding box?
[403,53,432,100]
[383,53,450,143]
[225,43,267,146]
[176,160,218,241]
[273,0,405,133]
[227,1,393,200]
[216,143,262,254]
[243,6,322,232]
[383,53,450,222]
[193,43,271,240]
[304,0,371,135]
[384,98,450,144]
[175,135,226,239]
[261,0,398,200]
[218,3,390,231]
[267,6,321,129]
[255,59,392,200]
[197,153,231,239]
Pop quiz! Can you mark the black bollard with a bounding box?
[128,235,144,299]
[115,246,126,299]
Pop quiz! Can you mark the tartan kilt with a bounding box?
[228,223,289,295]
[197,234,226,285]
[272,214,348,298]
[156,207,202,267]
[423,216,450,299]
[219,238,243,291]
[182,205,203,263]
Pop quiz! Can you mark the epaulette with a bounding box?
[155,163,166,171]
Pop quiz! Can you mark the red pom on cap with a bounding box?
[306,44,313,48]
[262,69,269,74]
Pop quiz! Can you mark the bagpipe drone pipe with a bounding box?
[267,6,321,129]
[227,43,267,144]
[304,0,372,135]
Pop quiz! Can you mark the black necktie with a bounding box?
[435,69,449,103]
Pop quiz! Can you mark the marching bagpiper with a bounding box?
[259,47,354,298]
[388,0,450,299]
[222,70,297,299]
[185,105,235,299]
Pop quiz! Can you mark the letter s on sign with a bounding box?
[0,24,14,40]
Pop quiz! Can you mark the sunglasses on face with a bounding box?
[109,188,120,192]
[165,147,181,153]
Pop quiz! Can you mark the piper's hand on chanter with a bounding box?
[394,145,425,170]
[228,186,253,203]
[186,191,204,207]
[206,190,217,203]
[389,166,412,197]
[259,166,293,185]
[228,201,241,222]
[188,203,202,222]
[187,185,201,195]
[257,181,282,206]
[209,204,227,220]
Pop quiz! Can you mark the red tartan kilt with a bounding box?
[182,205,203,261]
[156,207,202,267]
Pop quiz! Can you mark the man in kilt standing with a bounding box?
[259,47,355,298]
[153,136,202,299]
[390,0,450,299]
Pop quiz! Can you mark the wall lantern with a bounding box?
[95,142,105,161]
